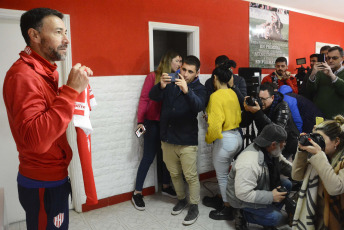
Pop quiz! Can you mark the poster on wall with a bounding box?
[249,3,289,68]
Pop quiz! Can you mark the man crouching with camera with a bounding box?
[227,124,292,230]
[241,82,299,160]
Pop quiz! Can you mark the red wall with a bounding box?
[1,0,344,75]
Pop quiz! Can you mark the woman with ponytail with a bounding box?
[205,61,243,220]
[292,115,344,229]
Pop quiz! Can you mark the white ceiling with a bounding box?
[245,0,344,22]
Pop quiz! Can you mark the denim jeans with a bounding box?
[242,178,292,226]
[212,129,242,202]
[135,120,171,191]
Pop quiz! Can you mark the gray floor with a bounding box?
[9,178,292,230]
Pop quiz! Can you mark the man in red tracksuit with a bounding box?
[261,57,298,94]
[3,8,92,230]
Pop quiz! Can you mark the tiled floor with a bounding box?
[8,179,292,230]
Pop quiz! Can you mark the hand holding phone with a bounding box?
[168,73,179,83]
[135,124,146,137]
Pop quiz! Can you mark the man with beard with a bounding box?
[241,82,299,159]
[261,57,298,94]
[3,8,91,230]
[226,124,292,230]
[306,46,344,119]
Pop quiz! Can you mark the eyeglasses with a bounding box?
[326,56,340,61]
[259,96,271,102]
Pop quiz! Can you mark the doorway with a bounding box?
[149,22,200,72]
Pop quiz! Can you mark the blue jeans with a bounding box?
[242,178,292,227]
[135,120,171,191]
[212,129,242,202]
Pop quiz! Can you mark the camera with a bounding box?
[245,96,258,106]
[246,96,262,107]
[277,186,288,193]
[316,53,326,63]
[298,133,326,150]
[168,73,179,83]
[276,186,296,215]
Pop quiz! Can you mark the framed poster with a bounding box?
[249,3,289,68]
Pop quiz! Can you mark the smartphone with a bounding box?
[168,73,179,83]
[316,117,324,125]
[135,125,146,137]
[316,53,325,63]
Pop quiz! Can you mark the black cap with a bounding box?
[253,124,287,147]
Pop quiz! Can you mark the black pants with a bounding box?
[18,180,71,230]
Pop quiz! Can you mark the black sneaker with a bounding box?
[234,209,248,230]
[162,186,177,198]
[209,205,234,220]
[171,198,188,215]
[202,195,224,210]
[132,192,145,211]
[183,204,199,225]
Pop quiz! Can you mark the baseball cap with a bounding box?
[253,123,287,147]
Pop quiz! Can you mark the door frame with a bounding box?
[148,21,200,72]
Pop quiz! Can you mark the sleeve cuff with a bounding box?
[59,85,80,102]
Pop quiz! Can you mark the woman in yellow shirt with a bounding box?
[205,61,243,220]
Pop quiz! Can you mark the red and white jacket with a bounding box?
[3,46,79,181]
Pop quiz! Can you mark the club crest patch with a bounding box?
[53,213,64,228]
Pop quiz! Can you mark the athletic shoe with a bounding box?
[132,192,145,211]
[202,195,224,210]
[183,204,199,225]
[171,198,188,215]
[162,186,177,198]
[209,205,234,220]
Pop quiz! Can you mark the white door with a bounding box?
[0,8,71,224]
[0,9,27,224]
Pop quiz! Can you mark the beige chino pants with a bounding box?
[161,141,200,204]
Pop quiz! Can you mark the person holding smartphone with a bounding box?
[306,46,344,119]
[132,50,182,210]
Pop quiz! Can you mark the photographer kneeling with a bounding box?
[227,124,292,230]
[292,115,344,229]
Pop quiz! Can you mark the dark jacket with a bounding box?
[205,74,247,108]
[149,79,207,145]
[241,92,299,159]
[286,91,324,134]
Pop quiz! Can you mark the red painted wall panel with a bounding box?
[1,0,344,76]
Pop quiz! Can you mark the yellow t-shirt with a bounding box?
[205,88,241,144]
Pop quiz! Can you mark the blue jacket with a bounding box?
[278,85,303,133]
[149,79,207,145]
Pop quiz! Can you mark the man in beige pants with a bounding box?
[149,55,207,225]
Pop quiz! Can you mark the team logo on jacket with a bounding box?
[53,213,64,228]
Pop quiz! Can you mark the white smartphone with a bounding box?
[135,125,146,137]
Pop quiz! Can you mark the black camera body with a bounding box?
[245,96,263,107]
[277,186,288,193]
[276,186,296,215]
[298,133,326,150]
[246,96,258,106]
[168,73,179,83]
